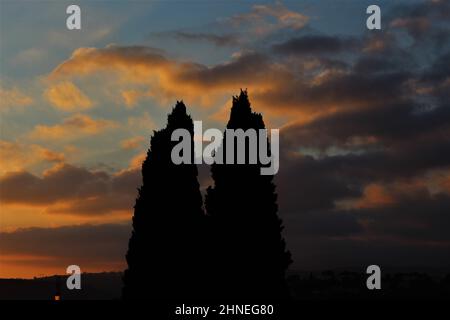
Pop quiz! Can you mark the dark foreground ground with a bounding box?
[1,270,449,300]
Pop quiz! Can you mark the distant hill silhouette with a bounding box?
[0,272,122,300]
[2,270,449,300]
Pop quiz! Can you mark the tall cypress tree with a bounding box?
[122,101,205,300]
[205,90,292,299]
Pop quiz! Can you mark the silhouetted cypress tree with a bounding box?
[122,101,206,300]
[205,90,292,299]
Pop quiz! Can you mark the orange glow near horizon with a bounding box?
[0,254,126,279]
[0,204,131,232]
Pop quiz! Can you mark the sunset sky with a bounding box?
[1,0,450,278]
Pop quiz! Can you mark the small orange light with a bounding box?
[54,295,60,301]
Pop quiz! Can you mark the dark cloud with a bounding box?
[358,192,450,242]
[276,154,362,213]
[0,164,140,215]
[272,35,360,55]
[283,210,363,238]
[282,99,450,147]
[388,0,450,52]
[420,51,450,87]
[253,69,412,115]
[157,31,240,47]
[179,52,275,88]
[353,56,398,74]
[287,235,450,270]
[274,11,450,267]
[0,224,130,267]
[278,162,450,271]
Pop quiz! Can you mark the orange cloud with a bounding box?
[120,136,145,150]
[337,175,448,211]
[121,89,149,108]
[0,202,129,233]
[227,2,309,36]
[353,183,396,209]
[29,114,118,141]
[49,46,285,109]
[0,140,65,175]
[45,81,93,111]
[390,17,430,34]
[127,112,155,132]
[0,86,33,110]
[128,152,146,170]
[49,43,403,127]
